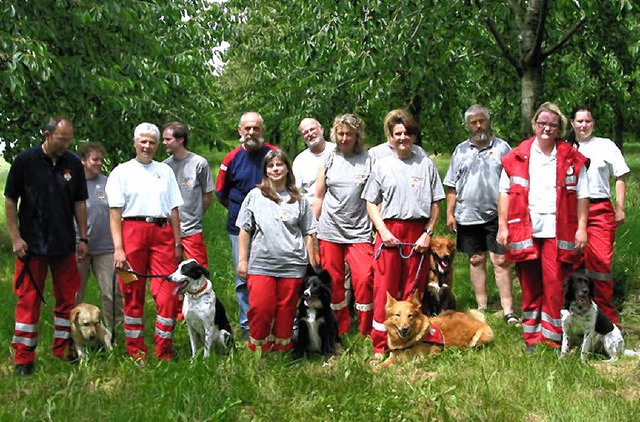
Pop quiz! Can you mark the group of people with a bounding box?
[5,101,628,375]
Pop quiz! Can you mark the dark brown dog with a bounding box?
[423,236,457,316]
[375,291,493,370]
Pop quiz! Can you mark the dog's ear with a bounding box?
[317,269,332,286]
[93,307,102,325]
[196,265,210,279]
[409,290,422,309]
[385,292,396,313]
[70,307,80,327]
[563,274,575,309]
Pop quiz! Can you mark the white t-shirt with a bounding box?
[576,136,630,199]
[291,142,336,205]
[106,159,183,217]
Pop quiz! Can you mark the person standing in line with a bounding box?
[216,112,278,339]
[497,102,589,354]
[444,105,519,325]
[106,122,183,362]
[362,109,445,363]
[5,116,88,375]
[75,142,123,332]
[568,105,630,326]
[236,150,317,352]
[163,122,214,267]
[292,118,336,208]
[313,114,373,338]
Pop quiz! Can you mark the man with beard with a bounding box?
[443,105,519,325]
[216,112,278,339]
[292,118,336,208]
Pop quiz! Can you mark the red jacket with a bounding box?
[501,137,588,263]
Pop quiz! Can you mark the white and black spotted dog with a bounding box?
[561,270,639,362]
[169,259,234,358]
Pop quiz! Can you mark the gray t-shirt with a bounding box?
[443,137,511,225]
[362,153,445,220]
[164,152,214,237]
[81,174,114,255]
[236,188,317,278]
[317,151,372,244]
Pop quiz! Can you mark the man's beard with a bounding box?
[307,138,322,149]
[241,136,263,150]
[471,132,490,143]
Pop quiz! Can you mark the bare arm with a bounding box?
[614,176,626,226]
[169,207,182,262]
[445,188,457,234]
[496,192,509,248]
[305,234,318,270]
[74,200,89,260]
[237,228,251,279]
[312,165,326,220]
[203,191,214,213]
[110,207,127,270]
[5,197,27,258]
[366,201,398,247]
[574,197,589,252]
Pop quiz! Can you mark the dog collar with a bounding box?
[389,323,445,351]
[186,282,208,297]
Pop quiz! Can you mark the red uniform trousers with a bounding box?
[120,220,179,361]
[176,232,209,319]
[319,240,373,336]
[582,201,618,324]
[246,274,303,353]
[12,253,80,365]
[516,238,569,347]
[371,219,429,353]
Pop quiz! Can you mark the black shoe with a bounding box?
[64,354,80,365]
[241,329,250,341]
[15,362,35,376]
[524,344,537,355]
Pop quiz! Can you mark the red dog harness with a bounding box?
[422,323,444,346]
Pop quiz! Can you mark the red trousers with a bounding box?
[582,201,618,324]
[371,219,429,353]
[181,232,209,267]
[516,238,569,347]
[120,220,179,360]
[12,253,80,365]
[319,240,373,336]
[247,274,303,353]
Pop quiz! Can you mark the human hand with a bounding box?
[237,260,248,280]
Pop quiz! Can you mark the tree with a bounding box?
[0,0,225,166]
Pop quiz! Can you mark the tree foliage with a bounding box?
[0,0,225,166]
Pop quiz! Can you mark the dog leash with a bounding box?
[15,253,47,304]
[374,242,426,292]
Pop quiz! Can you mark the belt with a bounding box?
[123,216,168,226]
[589,198,609,204]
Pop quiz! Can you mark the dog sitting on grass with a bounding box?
[70,303,113,359]
[292,266,340,359]
[374,290,493,371]
[423,235,457,316]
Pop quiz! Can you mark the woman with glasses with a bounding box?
[497,102,590,354]
[313,114,373,338]
[361,109,445,363]
[567,106,629,326]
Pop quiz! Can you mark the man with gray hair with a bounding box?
[215,112,278,339]
[443,105,519,325]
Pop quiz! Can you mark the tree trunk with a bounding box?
[520,66,542,139]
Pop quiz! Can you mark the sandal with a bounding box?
[503,313,521,325]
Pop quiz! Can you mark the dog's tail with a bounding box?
[467,309,488,324]
[623,349,640,357]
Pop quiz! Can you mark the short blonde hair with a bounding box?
[330,114,365,154]
[531,102,568,137]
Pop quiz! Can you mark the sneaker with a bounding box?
[524,344,537,355]
[241,329,250,341]
[503,313,521,326]
[15,362,35,376]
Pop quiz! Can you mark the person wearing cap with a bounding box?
[105,122,183,362]
[215,112,278,339]
[5,116,88,375]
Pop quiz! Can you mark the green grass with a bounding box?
[1,148,640,421]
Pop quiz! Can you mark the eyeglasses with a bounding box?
[535,121,560,130]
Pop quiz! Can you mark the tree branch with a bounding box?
[485,16,522,74]
[506,0,523,23]
[542,17,586,58]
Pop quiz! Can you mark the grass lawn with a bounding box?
[0,148,639,421]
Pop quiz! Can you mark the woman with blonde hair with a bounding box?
[314,114,373,337]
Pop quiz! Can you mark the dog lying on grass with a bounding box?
[561,270,640,362]
[423,236,457,316]
[70,303,113,359]
[293,266,340,359]
[374,290,493,370]
[168,259,234,358]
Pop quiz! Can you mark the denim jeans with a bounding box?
[229,233,250,331]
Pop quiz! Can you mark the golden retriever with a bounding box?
[70,303,113,358]
[374,291,493,370]
[423,235,457,316]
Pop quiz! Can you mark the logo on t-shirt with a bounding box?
[63,169,72,181]
[410,176,422,188]
[280,210,290,221]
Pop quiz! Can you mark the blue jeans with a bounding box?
[229,233,249,331]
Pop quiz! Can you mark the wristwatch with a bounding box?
[79,237,89,244]
[423,228,434,236]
